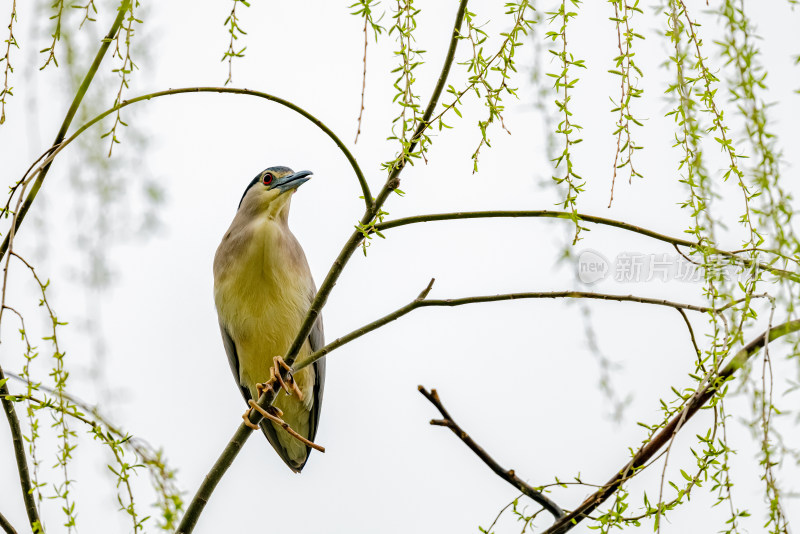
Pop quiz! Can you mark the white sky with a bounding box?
[1,0,799,533]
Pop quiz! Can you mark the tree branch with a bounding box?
[354,13,368,144]
[374,210,800,283]
[0,510,19,534]
[542,318,800,534]
[6,85,372,241]
[294,285,748,372]
[0,366,42,533]
[0,0,130,262]
[418,386,565,520]
[176,2,470,532]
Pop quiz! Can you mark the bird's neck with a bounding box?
[238,196,291,224]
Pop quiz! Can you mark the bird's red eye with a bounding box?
[263,173,274,185]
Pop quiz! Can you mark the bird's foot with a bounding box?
[255,356,304,401]
[242,403,283,430]
[243,400,325,453]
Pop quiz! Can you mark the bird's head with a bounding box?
[237,166,313,219]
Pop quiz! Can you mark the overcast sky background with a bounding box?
[1,0,799,533]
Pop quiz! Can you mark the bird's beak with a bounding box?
[274,170,313,193]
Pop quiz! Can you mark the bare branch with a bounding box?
[0,510,19,534]
[419,386,565,520]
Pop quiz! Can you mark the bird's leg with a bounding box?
[242,402,284,430]
[255,356,303,401]
[242,410,259,429]
[246,400,325,453]
[273,355,304,400]
[241,364,325,453]
[243,356,305,429]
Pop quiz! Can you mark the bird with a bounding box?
[213,166,325,472]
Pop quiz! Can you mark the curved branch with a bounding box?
[377,210,694,246]
[0,0,130,262]
[177,2,470,531]
[542,318,800,534]
[374,211,800,283]
[5,86,371,247]
[418,386,565,520]
[0,366,42,532]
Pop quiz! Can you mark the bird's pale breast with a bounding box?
[214,216,316,463]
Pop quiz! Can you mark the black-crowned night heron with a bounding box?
[213,166,325,472]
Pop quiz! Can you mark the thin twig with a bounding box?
[542,318,800,534]
[105,0,138,157]
[608,0,624,207]
[354,15,368,144]
[655,342,722,533]
[418,386,564,520]
[758,300,788,529]
[1,146,58,218]
[0,0,18,125]
[483,499,516,534]
[672,243,702,266]
[222,0,248,86]
[676,308,704,371]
